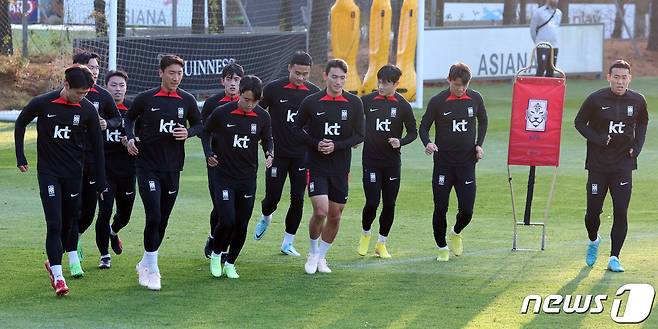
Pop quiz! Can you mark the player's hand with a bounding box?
[120,136,128,146]
[320,139,335,154]
[18,164,28,172]
[388,138,401,149]
[425,142,438,155]
[99,117,107,130]
[265,155,274,168]
[127,138,139,156]
[207,154,219,167]
[475,145,484,160]
[173,124,188,140]
[629,148,634,157]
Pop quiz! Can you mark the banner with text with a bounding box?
[422,24,603,80]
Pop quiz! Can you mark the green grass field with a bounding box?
[0,79,656,328]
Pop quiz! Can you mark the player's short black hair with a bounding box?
[609,59,631,75]
[377,64,402,83]
[448,63,472,84]
[65,65,95,89]
[72,50,101,65]
[239,75,263,100]
[160,54,185,71]
[221,62,245,79]
[105,70,128,85]
[289,51,313,67]
[325,59,348,75]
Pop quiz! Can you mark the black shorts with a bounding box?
[307,169,349,204]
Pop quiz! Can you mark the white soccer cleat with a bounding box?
[136,262,149,287]
[305,253,320,274]
[317,258,332,273]
[147,271,161,291]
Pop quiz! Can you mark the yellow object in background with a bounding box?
[330,0,361,95]
[361,0,392,95]
[395,0,417,101]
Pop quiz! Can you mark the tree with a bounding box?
[503,0,517,25]
[208,0,223,33]
[612,0,625,38]
[558,0,569,24]
[0,0,12,55]
[192,0,205,34]
[280,0,293,32]
[94,0,107,37]
[649,0,658,51]
[519,0,527,24]
[308,0,329,64]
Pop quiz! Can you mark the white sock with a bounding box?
[68,251,80,265]
[610,256,619,261]
[144,250,159,274]
[100,254,111,259]
[363,229,371,235]
[263,214,272,223]
[224,262,234,267]
[438,246,449,250]
[378,235,387,243]
[590,237,600,244]
[211,251,221,258]
[282,232,295,246]
[309,238,319,254]
[109,225,117,236]
[318,240,332,258]
[51,265,64,281]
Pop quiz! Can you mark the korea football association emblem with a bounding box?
[251,123,257,134]
[341,109,348,121]
[177,107,184,119]
[73,115,80,126]
[525,99,548,132]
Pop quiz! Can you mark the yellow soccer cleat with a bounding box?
[374,242,392,258]
[357,234,371,256]
[448,231,463,256]
[436,247,449,262]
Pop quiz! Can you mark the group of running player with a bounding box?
[14,49,647,297]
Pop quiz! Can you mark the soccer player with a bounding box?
[124,55,202,290]
[293,59,364,274]
[575,60,648,272]
[70,51,121,272]
[201,63,244,258]
[14,65,106,296]
[202,75,273,279]
[357,64,417,258]
[252,51,320,256]
[94,70,136,269]
[419,63,488,262]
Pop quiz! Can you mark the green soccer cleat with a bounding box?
[436,247,449,262]
[69,262,85,278]
[448,231,463,256]
[77,239,84,261]
[357,234,371,256]
[223,264,240,279]
[210,254,223,278]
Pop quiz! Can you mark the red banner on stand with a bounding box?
[507,76,565,167]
